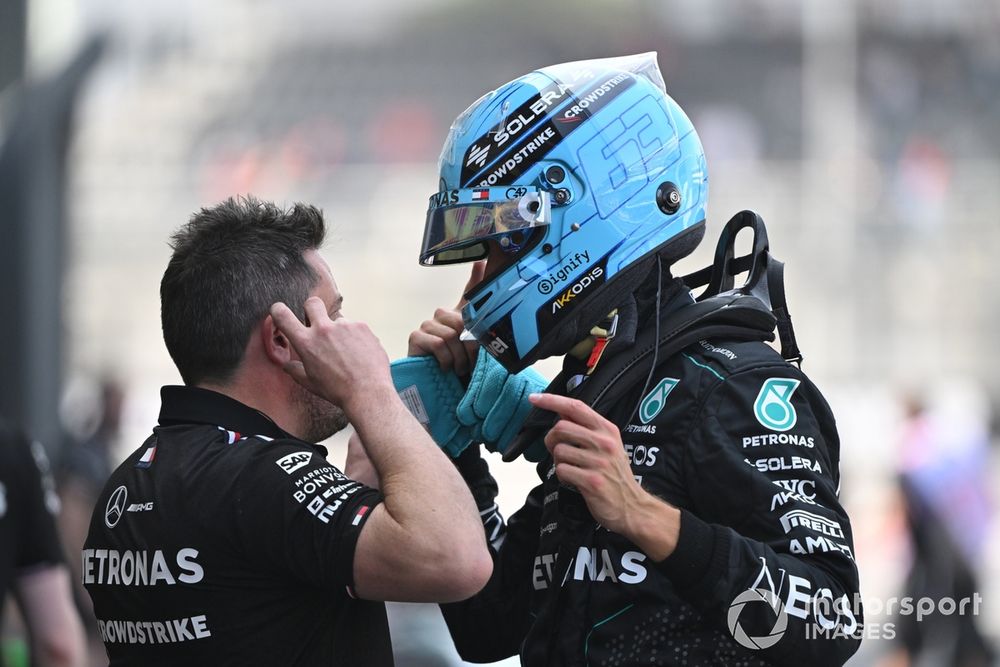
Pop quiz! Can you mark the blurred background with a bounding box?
[1,0,998,664]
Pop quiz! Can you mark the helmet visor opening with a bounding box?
[419,188,551,266]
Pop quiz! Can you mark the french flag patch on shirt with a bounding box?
[136,446,157,469]
[352,506,370,526]
[217,426,242,445]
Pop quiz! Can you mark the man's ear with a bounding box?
[261,314,293,367]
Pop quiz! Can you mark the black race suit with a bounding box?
[83,386,392,666]
[443,290,862,666]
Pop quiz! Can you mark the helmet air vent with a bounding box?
[656,182,682,215]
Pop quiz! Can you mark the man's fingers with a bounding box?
[302,296,330,327]
[551,462,590,491]
[433,307,465,334]
[409,330,456,371]
[458,260,487,308]
[421,318,463,342]
[544,419,598,452]
[424,313,471,374]
[410,318,475,374]
[270,302,305,342]
[548,441,598,468]
[528,393,604,429]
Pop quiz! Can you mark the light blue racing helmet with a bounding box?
[419,53,709,373]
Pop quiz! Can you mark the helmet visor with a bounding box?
[419,187,551,265]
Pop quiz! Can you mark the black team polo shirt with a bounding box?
[84,386,393,666]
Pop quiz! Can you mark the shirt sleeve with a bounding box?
[231,441,384,593]
[12,435,65,571]
[657,366,863,666]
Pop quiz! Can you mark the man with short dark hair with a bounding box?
[84,196,492,666]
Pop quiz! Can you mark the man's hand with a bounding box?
[407,261,485,377]
[530,393,681,560]
[270,297,392,411]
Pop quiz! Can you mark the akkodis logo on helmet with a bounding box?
[753,378,801,432]
[639,378,679,424]
[727,588,788,650]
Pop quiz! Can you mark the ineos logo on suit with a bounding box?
[105,485,128,528]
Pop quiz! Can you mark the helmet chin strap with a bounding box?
[565,310,620,392]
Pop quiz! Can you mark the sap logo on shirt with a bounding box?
[276,452,312,475]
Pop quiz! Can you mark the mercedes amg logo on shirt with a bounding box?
[105,485,128,528]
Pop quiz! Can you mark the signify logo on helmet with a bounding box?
[536,251,590,294]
